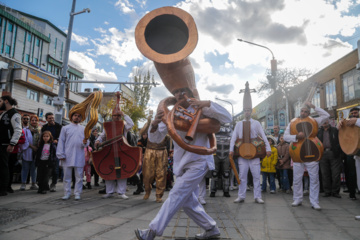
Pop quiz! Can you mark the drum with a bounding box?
[339,123,360,155]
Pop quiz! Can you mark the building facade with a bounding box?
[0,4,84,123]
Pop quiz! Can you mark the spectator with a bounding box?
[20,114,38,191]
[84,146,92,189]
[41,112,62,192]
[0,95,22,196]
[261,136,278,193]
[317,119,342,198]
[276,135,291,194]
[35,131,56,194]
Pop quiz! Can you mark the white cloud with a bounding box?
[68,51,118,88]
[104,21,109,25]
[115,0,135,14]
[71,33,89,46]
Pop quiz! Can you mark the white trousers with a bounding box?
[293,161,319,206]
[149,161,216,236]
[63,166,83,196]
[237,157,261,199]
[355,157,360,189]
[105,179,127,194]
[198,177,206,199]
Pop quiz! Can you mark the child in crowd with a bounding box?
[84,146,93,189]
[35,131,57,194]
[261,136,278,193]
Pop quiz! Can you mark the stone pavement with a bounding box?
[0,182,359,240]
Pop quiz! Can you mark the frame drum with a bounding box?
[339,123,360,155]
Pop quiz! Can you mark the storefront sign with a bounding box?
[27,69,54,91]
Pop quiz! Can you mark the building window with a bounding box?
[342,68,360,102]
[36,38,40,47]
[8,22,13,32]
[5,45,10,54]
[27,33,31,42]
[27,89,39,102]
[60,42,63,60]
[33,58,38,66]
[0,17,2,25]
[55,67,59,75]
[47,64,52,72]
[54,38,57,56]
[325,79,337,108]
[25,54,30,62]
[43,94,53,105]
[312,89,320,108]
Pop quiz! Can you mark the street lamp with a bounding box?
[53,0,90,125]
[215,97,234,124]
[237,38,279,127]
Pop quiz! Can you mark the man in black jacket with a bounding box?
[317,119,342,198]
[0,96,22,196]
[41,112,62,192]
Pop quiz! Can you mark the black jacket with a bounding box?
[317,126,341,158]
[41,123,62,141]
[35,143,57,167]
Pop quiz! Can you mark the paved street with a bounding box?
[0,182,359,240]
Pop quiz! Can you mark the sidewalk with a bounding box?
[0,182,359,240]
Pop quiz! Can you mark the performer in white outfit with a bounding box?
[337,107,360,220]
[230,82,271,204]
[283,102,329,210]
[56,112,88,200]
[95,105,134,200]
[135,87,232,240]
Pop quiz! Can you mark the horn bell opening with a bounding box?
[145,14,189,55]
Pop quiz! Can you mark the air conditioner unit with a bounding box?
[37,108,44,119]
[93,88,100,92]
[84,88,92,93]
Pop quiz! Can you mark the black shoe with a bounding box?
[343,189,349,193]
[95,182,99,186]
[99,188,106,194]
[323,193,331,197]
[350,194,357,200]
[41,191,47,194]
[210,192,216,197]
[223,192,231,197]
[7,187,14,193]
[332,193,341,198]
[87,183,92,189]
[133,188,142,195]
[0,191,8,196]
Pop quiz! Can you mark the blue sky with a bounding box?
[5,0,360,118]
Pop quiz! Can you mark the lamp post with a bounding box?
[215,97,234,124]
[237,38,279,127]
[53,0,90,125]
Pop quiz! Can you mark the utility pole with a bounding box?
[53,0,90,125]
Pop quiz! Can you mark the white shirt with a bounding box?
[230,118,271,154]
[283,107,330,143]
[148,102,232,176]
[56,123,88,167]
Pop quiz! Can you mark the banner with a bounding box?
[267,113,274,129]
[27,69,55,91]
[278,110,286,127]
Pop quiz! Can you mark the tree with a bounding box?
[257,68,313,96]
[256,67,313,126]
[126,68,155,132]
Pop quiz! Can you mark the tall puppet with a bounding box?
[134,6,232,240]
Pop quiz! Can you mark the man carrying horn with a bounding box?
[230,82,271,204]
[283,102,329,210]
[135,85,231,239]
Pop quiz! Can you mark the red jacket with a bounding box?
[11,129,26,153]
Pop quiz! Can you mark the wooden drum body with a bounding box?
[339,123,360,155]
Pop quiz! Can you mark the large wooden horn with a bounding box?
[135,6,219,155]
